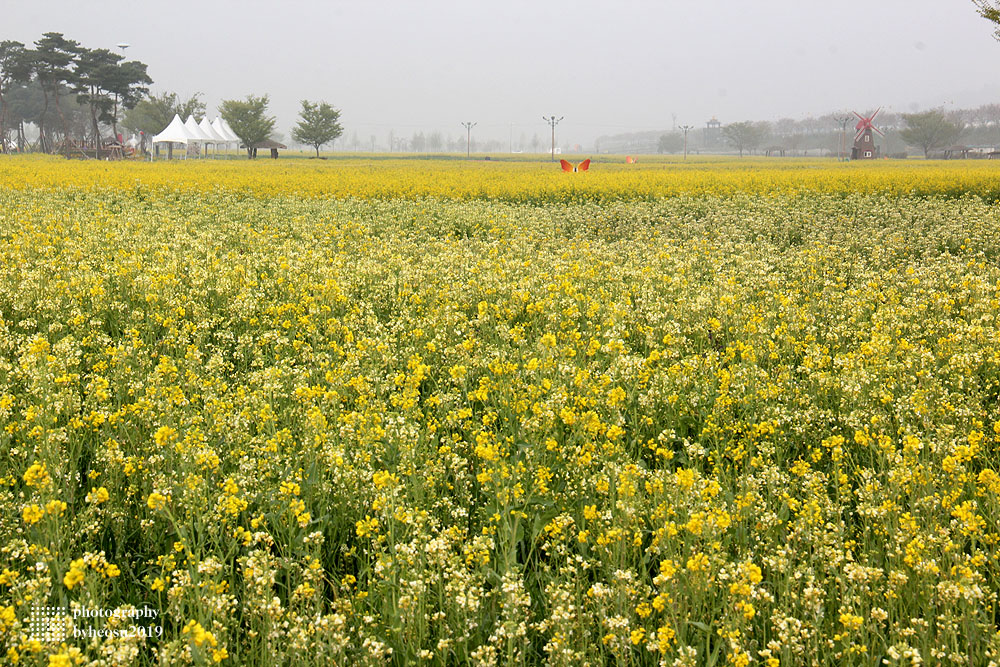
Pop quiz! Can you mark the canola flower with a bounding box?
[1,153,1000,202]
[0,156,999,665]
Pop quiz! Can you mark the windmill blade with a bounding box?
[560,159,573,172]
[870,107,881,122]
[578,159,591,172]
[853,111,866,121]
[873,126,885,137]
[854,128,865,143]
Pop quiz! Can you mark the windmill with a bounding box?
[851,108,884,159]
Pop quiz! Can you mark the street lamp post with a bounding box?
[461,121,476,158]
[542,115,563,161]
[678,125,694,159]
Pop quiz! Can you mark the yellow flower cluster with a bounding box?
[63,559,86,590]
[1,153,1000,201]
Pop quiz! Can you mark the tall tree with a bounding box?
[73,47,121,143]
[33,32,80,151]
[722,121,764,157]
[105,59,151,139]
[7,81,45,152]
[753,121,773,151]
[0,40,30,153]
[899,110,963,158]
[72,48,150,145]
[291,100,343,157]
[428,131,443,152]
[410,131,425,153]
[219,94,275,159]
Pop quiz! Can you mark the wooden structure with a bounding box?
[58,139,125,160]
[251,139,287,159]
[851,109,883,160]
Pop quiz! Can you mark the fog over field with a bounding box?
[7,0,1000,146]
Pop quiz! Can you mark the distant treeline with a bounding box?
[597,106,1000,157]
[6,31,1000,158]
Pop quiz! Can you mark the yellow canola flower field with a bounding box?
[1,156,1000,665]
[2,153,1000,201]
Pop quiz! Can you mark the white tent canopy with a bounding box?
[210,118,230,142]
[199,117,228,143]
[217,117,240,143]
[152,114,197,145]
[184,115,215,143]
[150,115,243,158]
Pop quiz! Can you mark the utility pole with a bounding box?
[678,125,694,160]
[835,115,852,161]
[461,121,476,158]
[542,115,563,161]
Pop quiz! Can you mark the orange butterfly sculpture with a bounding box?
[626,156,636,164]
[560,158,591,172]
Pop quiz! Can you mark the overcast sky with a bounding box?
[7,0,1000,147]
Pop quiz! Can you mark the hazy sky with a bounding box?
[8,0,1000,147]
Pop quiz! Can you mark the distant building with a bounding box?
[851,127,879,159]
[704,117,722,148]
[851,110,882,160]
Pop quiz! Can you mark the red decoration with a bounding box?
[853,108,885,143]
[560,159,591,173]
